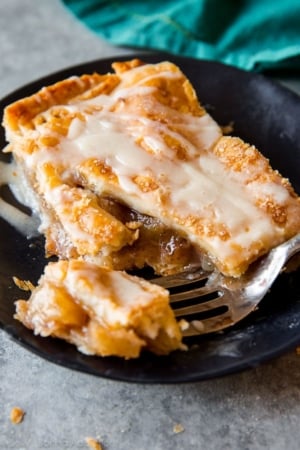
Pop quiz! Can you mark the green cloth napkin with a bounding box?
[62,0,300,71]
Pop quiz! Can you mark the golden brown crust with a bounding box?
[3,59,300,278]
[112,58,145,73]
[213,136,300,232]
[3,73,113,133]
[40,162,138,258]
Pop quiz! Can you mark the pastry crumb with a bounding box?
[10,406,25,424]
[13,276,35,291]
[178,319,189,331]
[173,423,185,434]
[221,121,234,135]
[191,319,205,332]
[85,437,103,450]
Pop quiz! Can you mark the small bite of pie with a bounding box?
[15,259,183,359]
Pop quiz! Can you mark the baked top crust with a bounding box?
[3,59,300,276]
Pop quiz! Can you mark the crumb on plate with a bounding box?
[13,276,35,292]
[221,121,234,135]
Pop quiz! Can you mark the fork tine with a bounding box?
[173,292,225,317]
[154,234,300,336]
[152,268,209,288]
[170,284,219,303]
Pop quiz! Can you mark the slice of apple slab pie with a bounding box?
[3,59,300,358]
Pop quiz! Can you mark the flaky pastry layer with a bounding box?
[15,260,183,358]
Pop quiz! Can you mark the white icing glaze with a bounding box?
[1,64,290,267]
[64,263,164,326]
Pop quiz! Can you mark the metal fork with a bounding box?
[153,233,300,337]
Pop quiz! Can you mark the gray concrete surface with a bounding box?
[0,1,300,449]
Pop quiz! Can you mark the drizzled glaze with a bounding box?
[2,62,297,275]
[30,68,274,257]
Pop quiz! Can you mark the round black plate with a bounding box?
[0,54,300,383]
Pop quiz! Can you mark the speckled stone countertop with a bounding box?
[0,1,300,449]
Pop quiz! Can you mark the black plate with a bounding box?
[1,54,300,383]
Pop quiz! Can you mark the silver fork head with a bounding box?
[153,233,300,337]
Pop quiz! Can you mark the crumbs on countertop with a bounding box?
[173,423,185,434]
[10,407,25,424]
[85,436,103,450]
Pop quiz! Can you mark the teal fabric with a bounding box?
[61,0,300,71]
